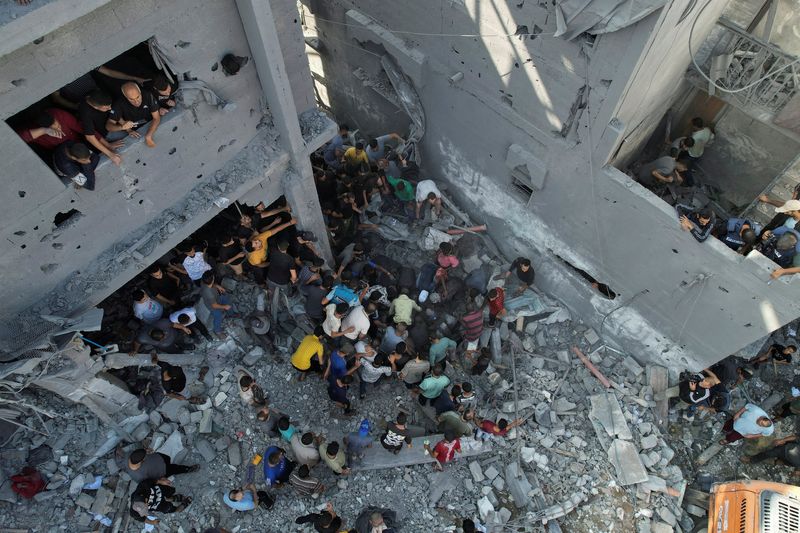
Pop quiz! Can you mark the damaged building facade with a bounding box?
[0,1,799,367]
[0,0,336,358]
[301,0,800,370]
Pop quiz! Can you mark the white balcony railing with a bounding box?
[698,18,799,116]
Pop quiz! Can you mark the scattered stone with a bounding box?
[196,439,217,463]
[227,441,241,466]
[469,461,484,482]
[75,493,94,509]
[477,496,494,522]
[484,465,499,481]
[214,392,228,407]
[584,328,600,345]
[199,410,213,433]
[157,432,184,461]
[640,434,659,450]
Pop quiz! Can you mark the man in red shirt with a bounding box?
[487,287,506,320]
[425,431,461,471]
[16,109,82,150]
[474,417,523,441]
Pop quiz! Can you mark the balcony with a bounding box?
[691,17,799,120]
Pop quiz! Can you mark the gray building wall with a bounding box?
[302,0,800,369]
[0,0,332,354]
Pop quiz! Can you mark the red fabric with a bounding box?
[17,108,83,149]
[11,467,46,499]
[480,420,508,436]
[433,438,461,463]
[435,253,459,281]
[488,287,505,317]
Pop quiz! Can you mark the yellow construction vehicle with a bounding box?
[701,480,800,533]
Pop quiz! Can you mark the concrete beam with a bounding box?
[104,352,206,369]
[0,0,113,59]
[236,0,332,263]
[352,434,491,471]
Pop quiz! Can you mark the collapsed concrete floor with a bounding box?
[0,193,797,533]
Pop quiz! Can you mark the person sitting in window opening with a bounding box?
[146,74,178,116]
[636,148,686,189]
[78,90,124,166]
[16,108,83,150]
[676,204,714,243]
[53,141,99,190]
[719,217,761,255]
[107,82,161,147]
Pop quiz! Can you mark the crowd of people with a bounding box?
[635,117,800,281]
[106,123,537,530]
[676,338,800,474]
[12,47,178,190]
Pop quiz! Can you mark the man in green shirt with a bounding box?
[387,175,415,202]
[418,364,450,406]
[428,334,457,369]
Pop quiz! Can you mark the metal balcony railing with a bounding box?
[698,18,799,116]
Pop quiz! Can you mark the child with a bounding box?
[434,242,459,298]
[456,382,477,418]
[425,430,461,471]
[237,370,266,407]
[277,416,297,442]
[486,287,506,321]
[474,417,523,441]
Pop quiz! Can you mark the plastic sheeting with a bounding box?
[554,0,667,41]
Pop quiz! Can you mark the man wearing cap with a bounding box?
[676,204,715,242]
[344,419,374,466]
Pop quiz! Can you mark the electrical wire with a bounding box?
[308,13,556,39]
[688,0,800,94]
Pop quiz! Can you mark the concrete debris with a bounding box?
[607,439,649,486]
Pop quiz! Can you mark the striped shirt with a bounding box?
[461,310,484,341]
[289,472,323,496]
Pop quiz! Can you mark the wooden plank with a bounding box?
[648,365,669,429]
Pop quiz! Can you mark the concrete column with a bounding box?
[235,0,332,262]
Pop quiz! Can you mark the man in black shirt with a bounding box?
[305,275,331,322]
[147,265,182,307]
[153,354,188,400]
[295,503,342,533]
[107,82,161,147]
[78,90,123,165]
[53,141,99,190]
[145,74,178,115]
[267,241,297,320]
[495,256,535,296]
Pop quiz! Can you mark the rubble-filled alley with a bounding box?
[0,172,798,533]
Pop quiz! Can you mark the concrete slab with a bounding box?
[505,462,533,509]
[695,443,724,466]
[156,432,184,462]
[607,439,648,486]
[352,435,491,471]
[589,393,633,440]
[648,365,669,429]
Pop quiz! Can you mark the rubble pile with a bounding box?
[4,198,793,533]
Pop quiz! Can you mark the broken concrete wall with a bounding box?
[302,0,800,370]
[270,0,317,115]
[0,0,298,347]
[596,0,731,168]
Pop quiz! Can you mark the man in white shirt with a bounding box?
[168,306,212,340]
[415,179,443,219]
[180,244,212,285]
[358,354,395,399]
[683,117,713,186]
[341,305,371,341]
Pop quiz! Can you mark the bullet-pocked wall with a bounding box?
[302,0,800,370]
[0,0,282,343]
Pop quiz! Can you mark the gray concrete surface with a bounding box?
[302,0,800,370]
[0,0,331,355]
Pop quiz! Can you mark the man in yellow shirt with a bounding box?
[245,217,297,284]
[291,326,326,381]
[343,142,369,174]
